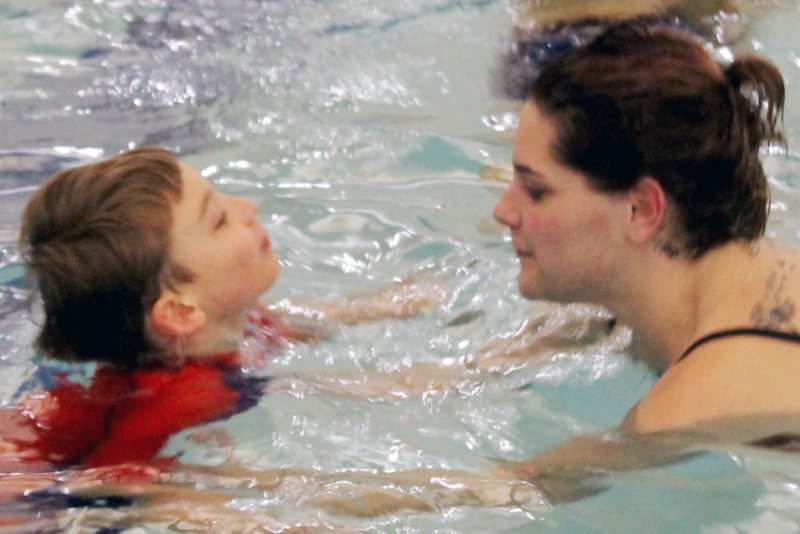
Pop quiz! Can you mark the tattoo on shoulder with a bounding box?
[750,259,799,331]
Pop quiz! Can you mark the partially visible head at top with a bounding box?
[20,147,279,368]
[499,0,745,94]
[500,22,785,259]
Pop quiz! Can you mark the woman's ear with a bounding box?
[149,291,207,338]
[626,176,667,244]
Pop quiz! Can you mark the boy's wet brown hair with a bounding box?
[20,147,195,367]
[502,23,785,258]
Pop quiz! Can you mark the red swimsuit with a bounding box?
[1,309,288,471]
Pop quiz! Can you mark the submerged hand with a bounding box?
[491,457,609,503]
[492,459,539,481]
[313,469,546,518]
[328,274,447,325]
[335,261,456,324]
[315,486,435,517]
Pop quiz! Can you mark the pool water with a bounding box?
[2,0,800,532]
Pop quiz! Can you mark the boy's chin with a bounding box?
[260,276,278,295]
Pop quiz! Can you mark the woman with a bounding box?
[493,22,797,487]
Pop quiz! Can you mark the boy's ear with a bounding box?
[149,291,207,338]
[626,176,667,244]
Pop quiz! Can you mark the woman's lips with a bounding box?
[261,235,271,251]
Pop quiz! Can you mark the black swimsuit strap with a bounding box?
[679,327,800,362]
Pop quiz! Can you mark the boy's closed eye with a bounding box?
[214,211,228,230]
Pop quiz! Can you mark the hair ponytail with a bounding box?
[724,55,785,150]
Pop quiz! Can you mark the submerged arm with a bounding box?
[496,427,706,503]
[59,461,544,520]
[468,304,622,371]
[268,304,623,401]
[265,267,448,334]
[495,408,800,503]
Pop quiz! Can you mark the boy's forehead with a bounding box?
[172,162,211,225]
[177,162,211,197]
[178,161,203,184]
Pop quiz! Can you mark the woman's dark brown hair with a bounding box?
[504,23,785,257]
[20,147,194,367]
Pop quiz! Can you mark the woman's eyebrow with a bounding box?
[513,161,544,178]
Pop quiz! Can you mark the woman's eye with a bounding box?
[214,212,228,230]
[527,187,547,201]
[515,175,548,202]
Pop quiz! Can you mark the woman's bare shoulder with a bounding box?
[627,335,800,438]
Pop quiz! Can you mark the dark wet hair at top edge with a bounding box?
[494,14,702,100]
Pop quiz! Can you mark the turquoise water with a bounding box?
[2,1,800,532]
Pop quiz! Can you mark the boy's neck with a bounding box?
[172,311,246,361]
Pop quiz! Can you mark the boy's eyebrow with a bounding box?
[198,189,212,221]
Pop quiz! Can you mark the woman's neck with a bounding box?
[605,241,759,371]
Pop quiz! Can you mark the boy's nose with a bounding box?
[234,196,258,225]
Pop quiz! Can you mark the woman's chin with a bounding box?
[517,273,541,301]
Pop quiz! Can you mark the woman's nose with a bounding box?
[494,186,521,229]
